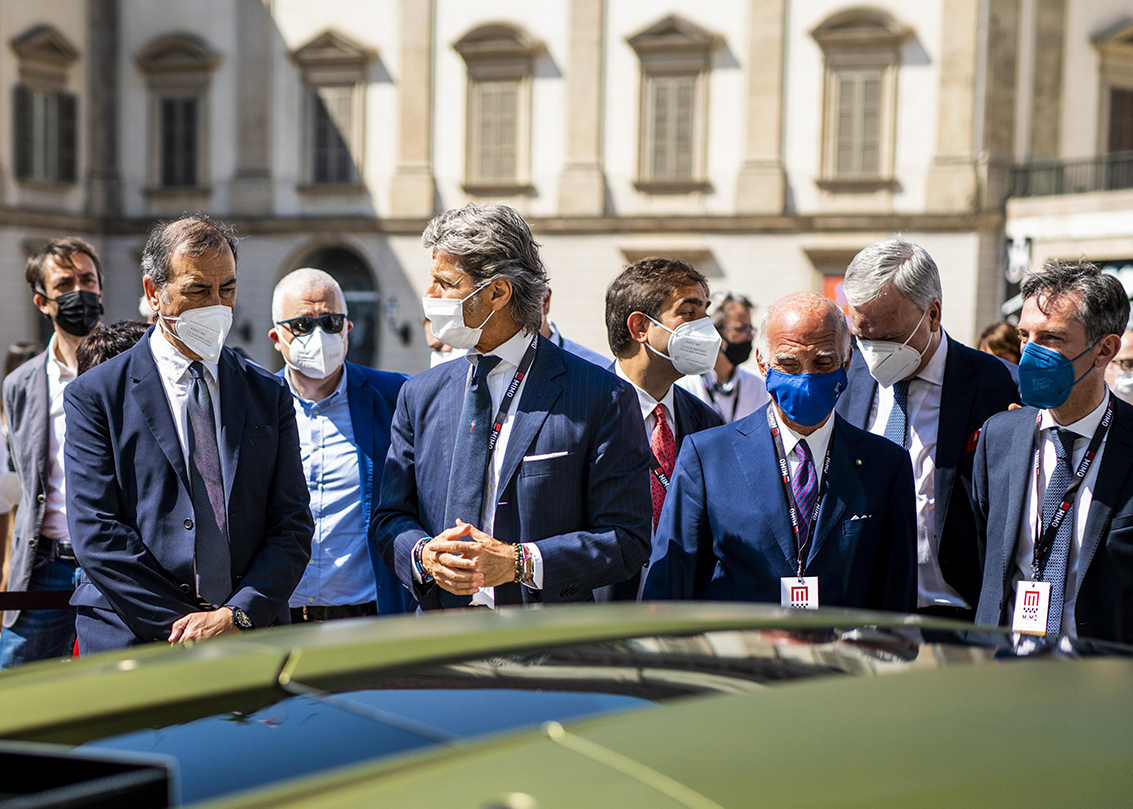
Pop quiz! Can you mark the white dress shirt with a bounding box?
[614,361,679,445]
[149,328,223,480]
[866,333,966,609]
[1009,391,1111,641]
[39,335,76,540]
[678,366,770,424]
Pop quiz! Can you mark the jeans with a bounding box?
[0,552,81,668]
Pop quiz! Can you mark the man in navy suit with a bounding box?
[373,204,652,609]
[64,215,313,653]
[598,258,723,600]
[643,291,916,611]
[836,238,1019,620]
[975,260,1133,645]
[270,269,412,620]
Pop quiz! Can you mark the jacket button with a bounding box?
[27,538,36,548]
[36,493,45,504]
[180,584,191,594]
[184,519,193,530]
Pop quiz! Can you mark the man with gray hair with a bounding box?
[975,260,1133,645]
[270,269,413,620]
[836,237,1018,620]
[64,214,312,653]
[644,291,916,610]
[374,203,652,609]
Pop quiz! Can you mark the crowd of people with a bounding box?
[1,203,1132,666]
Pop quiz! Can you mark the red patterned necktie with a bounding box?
[650,403,676,531]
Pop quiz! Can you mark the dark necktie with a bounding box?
[186,362,230,606]
[444,354,502,530]
[883,379,911,449]
[1041,428,1077,637]
[649,403,676,531]
[792,439,819,545]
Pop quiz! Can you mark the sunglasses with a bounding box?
[276,313,346,336]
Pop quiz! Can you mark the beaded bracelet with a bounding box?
[513,542,524,583]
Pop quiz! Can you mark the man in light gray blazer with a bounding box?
[1,237,103,667]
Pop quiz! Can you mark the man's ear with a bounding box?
[842,344,854,372]
[268,326,283,354]
[489,278,513,311]
[1097,333,1122,367]
[755,346,767,376]
[627,312,650,345]
[33,292,50,316]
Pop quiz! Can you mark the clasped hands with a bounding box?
[421,519,516,595]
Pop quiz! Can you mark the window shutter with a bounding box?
[1109,88,1133,154]
[833,68,883,178]
[13,85,31,179]
[312,86,354,183]
[474,80,519,184]
[57,92,77,183]
[647,74,696,182]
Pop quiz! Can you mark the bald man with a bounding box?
[270,269,413,619]
[643,292,917,611]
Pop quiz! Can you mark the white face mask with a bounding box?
[159,304,233,364]
[856,307,929,388]
[421,280,496,351]
[1113,369,1133,403]
[645,315,722,376]
[283,326,346,380]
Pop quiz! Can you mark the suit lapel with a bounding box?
[1077,403,1133,600]
[345,364,376,518]
[128,342,190,492]
[934,336,977,539]
[496,338,564,494]
[808,415,857,567]
[734,413,798,570]
[673,387,693,451]
[217,349,247,506]
[998,411,1039,591]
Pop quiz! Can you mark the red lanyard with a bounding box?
[767,408,832,577]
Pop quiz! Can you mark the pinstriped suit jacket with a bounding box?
[372,335,653,608]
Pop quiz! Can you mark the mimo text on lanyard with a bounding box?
[767,407,832,580]
[481,333,539,456]
[1029,393,1114,581]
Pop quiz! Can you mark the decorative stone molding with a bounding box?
[136,34,220,76]
[11,24,80,89]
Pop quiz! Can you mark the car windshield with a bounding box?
[66,625,1004,805]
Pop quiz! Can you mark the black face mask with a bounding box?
[45,289,102,337]
[723,338,753,367]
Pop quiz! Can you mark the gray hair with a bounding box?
[422,204,547,334]
[759,292,851,363]
[141,213,239,291]
[272,268,348,323]
[1022,259,1130,344]
[707,289,754,331]
[843,237,942,311]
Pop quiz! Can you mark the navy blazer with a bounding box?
[643,405,917,612]
[836,335,1019,607]
[973,400,1133,644]
[373,335,652,608]
[64,334,313,653]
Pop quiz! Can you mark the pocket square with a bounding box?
[523,451,569,462]
[849,514,873,521]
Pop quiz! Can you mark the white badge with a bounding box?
[1011,581,1051,635]
[780,577,819,610]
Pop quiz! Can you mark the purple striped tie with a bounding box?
[792,439,818,539]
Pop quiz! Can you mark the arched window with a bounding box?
[295,247,380,368]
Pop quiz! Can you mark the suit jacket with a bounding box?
[373,335,652,608]
[836,335,1019,607]
[278,362,415,615]
[64,334,313,652]
[1,352,52,627]
[973,401,1133,644]
[643,405,917,612]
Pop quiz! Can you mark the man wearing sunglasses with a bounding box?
[270,269,413,620]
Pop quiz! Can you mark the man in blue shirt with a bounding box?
[270,269,412,620]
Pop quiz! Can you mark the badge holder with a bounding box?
[780,577,819,610]
[1011,581,1051,635]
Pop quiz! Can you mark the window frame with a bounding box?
[10,25,80,187]
[1095,22,1133,157]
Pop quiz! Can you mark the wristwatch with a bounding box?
[229,606,253,630]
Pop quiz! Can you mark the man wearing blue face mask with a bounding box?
[837,238,1019,621]
[974,260,1133,646]
[643,291,916,611]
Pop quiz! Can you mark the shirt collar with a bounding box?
[45,334,76,382]
[777,407,836,466]
[547,321,562,346]
[914,329,949,386]
[471,329,536,371]
[614,360,678,424]
[149,325,219,384]
[285,365,348,405]
[1039,389,1111,440]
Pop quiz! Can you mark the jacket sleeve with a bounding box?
[223,381,313,628]
[642,435,713,601]
[877,449,917,613]
[64,381,198,642]
[536,381,653,596]
[972,417,992,572]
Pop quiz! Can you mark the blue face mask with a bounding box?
[765,367,848,428]
[1018,340,1100,409]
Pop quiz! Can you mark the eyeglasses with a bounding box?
[276,313,346,336]
[722,325,754,338]
[1110,358,1133,373]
